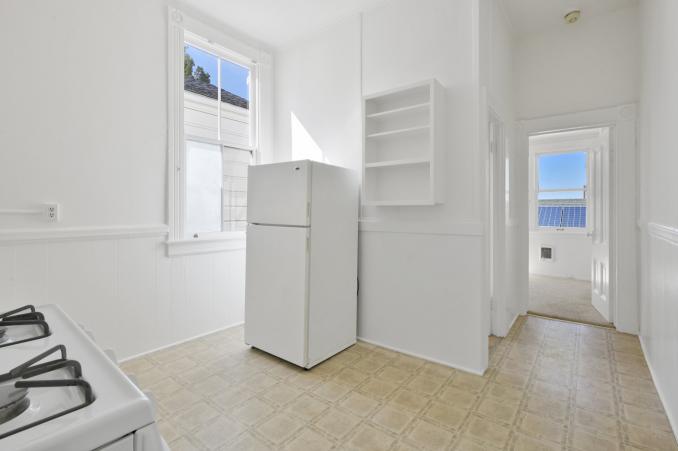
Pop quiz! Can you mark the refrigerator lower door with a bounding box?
[245,224,309,367]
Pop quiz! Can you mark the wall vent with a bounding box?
[540,246,553,261]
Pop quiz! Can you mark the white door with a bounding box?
[591,129,611,322]
[247,160,310,226]
[245,224,309,366]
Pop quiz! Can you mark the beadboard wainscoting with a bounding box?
[358,224,486,375]
[640,222,678,441]
[0,226,246,360]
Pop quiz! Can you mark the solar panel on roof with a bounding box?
[538,205,586,228]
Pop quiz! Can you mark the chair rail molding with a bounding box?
[646,222,678,246]
[358,219,484,236]
[0,224,169,244]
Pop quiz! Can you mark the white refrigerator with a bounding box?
[245,160,359,368]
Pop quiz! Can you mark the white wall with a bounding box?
[0,0,250,359]
[274,16,362,172]
[528,233,591,280]
[515,6,639,119]
[0,236,245,360]
[638,0,678,440]
[275,0,488,373]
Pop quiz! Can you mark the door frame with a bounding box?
[488,108,507,336]
[518,104,638,334]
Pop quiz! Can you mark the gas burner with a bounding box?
[0,345,94,439]
[0,383,28,414]
[0,394,30,426]
[0,305,51,348]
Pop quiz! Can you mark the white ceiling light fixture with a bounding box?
[564,9,581,24]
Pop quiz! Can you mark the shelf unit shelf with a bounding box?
[362,199,435,207]
[365,102,430,119]
[366,125,430,139]
[365,158,430,169]
[362,79,445,206]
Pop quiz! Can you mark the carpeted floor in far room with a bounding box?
[529,274,611,326]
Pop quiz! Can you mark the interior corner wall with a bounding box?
[274,0,487,374]
[638,0,678,441]
[514,6,639,119]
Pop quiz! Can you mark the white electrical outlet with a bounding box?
[44,203,60,222]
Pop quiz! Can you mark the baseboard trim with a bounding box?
[639,336,678,444]
[357,336,485,376]
[503,313,519,337]
[119,321,244,363]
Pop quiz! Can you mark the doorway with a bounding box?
[527,128,612,326]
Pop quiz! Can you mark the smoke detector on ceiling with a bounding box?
[564,10,581,24]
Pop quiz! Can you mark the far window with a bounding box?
[183,38,256,236]
[536,151,587,229]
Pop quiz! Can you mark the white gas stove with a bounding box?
[0,305,168,451]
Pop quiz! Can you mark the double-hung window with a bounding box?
[535,151,588,230]
[167,10,267,253]
[183,36,255,236]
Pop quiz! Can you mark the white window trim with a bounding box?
[530,145,593,235]
[166,7,271,255]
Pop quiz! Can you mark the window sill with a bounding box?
[166,232,246,256]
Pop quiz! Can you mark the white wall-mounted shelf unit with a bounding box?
[362,79,445,206]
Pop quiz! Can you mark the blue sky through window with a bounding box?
[538,151,587,200]
[185,45,250,100]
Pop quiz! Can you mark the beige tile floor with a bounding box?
[122,316,677,450]
[529,274,611,326]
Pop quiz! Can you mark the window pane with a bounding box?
[538,151,587,190]
[220,59,250,107]
[184,45,219,140]
[186,141,222,236]
[222,148,251,232]
[219,59,251,148]
[184,45,219,99]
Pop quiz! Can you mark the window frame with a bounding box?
[532,148,592,234]
[167,8,270,255]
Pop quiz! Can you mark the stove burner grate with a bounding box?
[0,345,95,439]
[0,305,51,348]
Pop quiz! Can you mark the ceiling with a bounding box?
[502,0,638,36]
[181,0,388,49]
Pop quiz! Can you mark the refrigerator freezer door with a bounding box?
[245,224,308,367]
[247,161,310,226]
